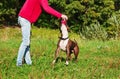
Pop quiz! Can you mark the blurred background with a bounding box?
[0,0,120,40]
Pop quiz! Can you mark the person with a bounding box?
[16,0,68,66]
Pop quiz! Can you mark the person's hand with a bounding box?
[61,14,68,20]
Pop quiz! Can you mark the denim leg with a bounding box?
[24,45,32,65]
[16,16,32,66]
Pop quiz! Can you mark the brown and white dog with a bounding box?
[52,20,79,65]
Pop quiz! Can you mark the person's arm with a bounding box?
[41,0,63,19]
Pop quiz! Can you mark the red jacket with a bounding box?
[19,0,62,23]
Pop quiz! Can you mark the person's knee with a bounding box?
[22,38,30,46]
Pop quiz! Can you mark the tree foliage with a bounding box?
[0,0,120,40]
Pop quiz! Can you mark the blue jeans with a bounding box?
[16,16,32,66]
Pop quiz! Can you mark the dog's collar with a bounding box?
[59,37,69,40]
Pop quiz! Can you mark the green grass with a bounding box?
[0,27,120,79]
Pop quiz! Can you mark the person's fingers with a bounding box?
[61,14,68,20]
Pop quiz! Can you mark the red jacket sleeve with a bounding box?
[40,0,62,18]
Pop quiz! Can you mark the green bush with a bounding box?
[80,21,107,40]
[106,10,120,39]
[0,0,24,25]
[0,0,120,40]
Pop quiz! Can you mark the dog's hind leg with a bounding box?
[74,46,79,61]
[52,47,60,65]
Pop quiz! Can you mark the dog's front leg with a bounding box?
[52,47,60,65]
[66,46,70,65]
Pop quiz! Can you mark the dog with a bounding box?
[52,20,79,65]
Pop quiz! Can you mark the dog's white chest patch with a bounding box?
[61,24,68,38]
[59,39,69,51]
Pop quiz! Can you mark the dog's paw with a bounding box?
[51,60,56,68]
[65,61,69,65]
[52,60,56,65]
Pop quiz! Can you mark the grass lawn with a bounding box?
[0,27,120,79]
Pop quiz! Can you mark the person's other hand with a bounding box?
[61,14,68,20]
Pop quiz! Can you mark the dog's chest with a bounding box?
[59,39,69,51]
[61,24,68,38]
